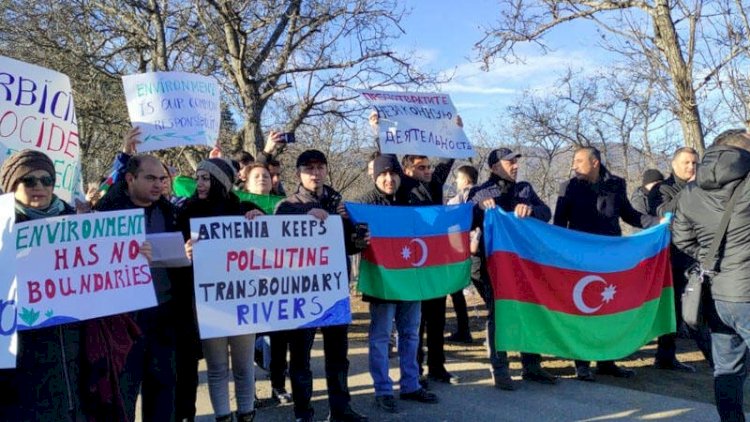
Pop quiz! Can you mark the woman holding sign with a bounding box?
[0,150,85,420]
[180,158,263,422]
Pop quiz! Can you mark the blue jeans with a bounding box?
[202,334,256,417]
[712,300,750,422]
[369,301,421,396]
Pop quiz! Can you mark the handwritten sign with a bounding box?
[359,89,474,159]
[123,71,220,152]
[0,56,84,203]
[15,210,157,330]
[191,215,351,339]
[0,194,17,368]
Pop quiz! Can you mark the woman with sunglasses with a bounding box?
[0,149,86,421]
[179,158,263,422]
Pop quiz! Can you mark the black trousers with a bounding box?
[288,324,351,419]
[120,303,177,422]
[269,330,291,390]
[450,288,471,337]
[418,297,447,374]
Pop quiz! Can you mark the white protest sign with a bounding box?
[359,89,474,159]
[0,56,83,203]
[123,71,220,152]
[191,215,352,339]
[0,194,17,368]
[15,209,157,330]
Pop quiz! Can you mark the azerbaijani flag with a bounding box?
[346,203,472,301]
[484,208,675,361]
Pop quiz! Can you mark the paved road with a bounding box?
[134,336,734,422]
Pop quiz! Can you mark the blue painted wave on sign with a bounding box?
[300,298,352,328]
[17,315,79,331]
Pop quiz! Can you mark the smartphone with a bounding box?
[280,132,296,143]
[354,222,369,249]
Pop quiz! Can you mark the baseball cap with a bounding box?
[296,149,328,167]
[487,148,522,167]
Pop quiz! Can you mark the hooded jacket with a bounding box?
[673,145,750,302]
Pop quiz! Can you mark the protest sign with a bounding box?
[122,71,221,152]
[191,215,351,339]
[15,209,157,330]
[0,56,83,203]
[359,89,474,159]
[0,194,17,368]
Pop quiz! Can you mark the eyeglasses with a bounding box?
[19,175,54,188]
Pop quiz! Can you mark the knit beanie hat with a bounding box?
[372,154,401,177]
[197,158,236,193]
[0,149,56,193]
[641,169,664,187]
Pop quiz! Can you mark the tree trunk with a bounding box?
[653,1,705,154]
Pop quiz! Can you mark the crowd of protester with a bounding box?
[1,114,749,422]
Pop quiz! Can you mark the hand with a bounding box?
[85,185,99,202]
[368,110,379,133]
[469,228,481,254]
[244,209,264,220]
[209,145,222,158]
[185,238,195,261]
[479,198,496,210]
[307,208,329,221]
[336,203,350,219]
[74,199,92,214]
[139,240,153,263]
[263,131,285,155]
[455,114,463,128]
[123,126,142,155]
[514,204,532,218]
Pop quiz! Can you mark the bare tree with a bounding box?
[476,1,750,155]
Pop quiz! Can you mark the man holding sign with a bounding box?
[96,154,179,421]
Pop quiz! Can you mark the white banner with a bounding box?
[0,56,83,203]
[123,71,221,152]
[0,194,17,368]
[15,209,157,330]
[359,89,474,159]
[191,215,352,339]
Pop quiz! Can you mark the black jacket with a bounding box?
[275,184,360,255]
[397,158,454,205]
[673,145,750,302]
[553,165,659,236]
[13,201,87,421]
[648,174,689,218]
[468,173,551,225]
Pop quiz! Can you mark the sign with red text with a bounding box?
[190,215,351,339]
[359,89,474,159]
[123,71,221,152]
[15,209,157,330]
[0,56,83,203]
[0,194,17,368]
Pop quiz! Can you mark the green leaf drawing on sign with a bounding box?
[45,309,54,318]
[19,307,40,326]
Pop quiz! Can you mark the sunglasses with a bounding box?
[20,175,54,188]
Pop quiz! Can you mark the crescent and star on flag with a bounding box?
[401,238,428,267]
[572,275,617,314]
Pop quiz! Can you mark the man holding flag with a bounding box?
[467,147,558,390]
[554,146,661,381]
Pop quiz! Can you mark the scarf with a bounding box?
[14,196,66,219]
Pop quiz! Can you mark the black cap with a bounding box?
[296,149,328,167]
[641,169,664,187]
[372,154,401,177]
[487,148,522,167]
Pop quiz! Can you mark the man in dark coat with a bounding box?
[274,149,367,422]
[467,147,557,390]
[648,147,708,372]
[630,169,663,215]
[95,154,179,421]
[553,146,659,381]
[397,153,457,385]
[672,129,750,422]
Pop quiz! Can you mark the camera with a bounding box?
[353,223,369,249]
[280,132,296,143]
